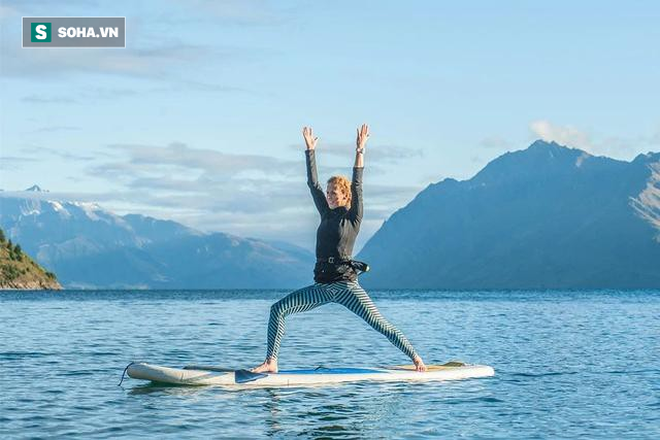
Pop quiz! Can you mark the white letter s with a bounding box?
[35,24,47,40]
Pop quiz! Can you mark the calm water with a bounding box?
[1,289,658,439]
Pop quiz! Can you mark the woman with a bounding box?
[251,124,427,373]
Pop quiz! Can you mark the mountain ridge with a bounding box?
[357,140,660,289]
[0,196,315,289]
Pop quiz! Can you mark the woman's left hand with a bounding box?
[356,123,370,150]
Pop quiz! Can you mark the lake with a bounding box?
[1,289,658,439]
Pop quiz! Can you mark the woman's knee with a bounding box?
[270,300,288,318]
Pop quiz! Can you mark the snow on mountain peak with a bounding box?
[48,200,72,218]
[19,204,41,216]
[69,201,104,221]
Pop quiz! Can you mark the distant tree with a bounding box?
[13,244,23,261]
[0,229,5,243]
[2,264,19,281]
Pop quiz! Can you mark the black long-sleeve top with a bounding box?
[305,149,363,283]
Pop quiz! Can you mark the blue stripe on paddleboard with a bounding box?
[277,368,386,375]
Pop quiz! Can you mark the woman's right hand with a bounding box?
[303,126,318,150]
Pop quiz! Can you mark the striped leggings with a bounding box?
[265,280,419,361]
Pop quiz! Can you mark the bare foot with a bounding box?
[250,358,278,374]
[413,355,427,372]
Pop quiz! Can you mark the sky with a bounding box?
[1,0,659,252]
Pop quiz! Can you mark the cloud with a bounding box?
[82,142,305,213]
[21,145,96,161]
[3,139,426,246]
[529,120,660,158]
[19,87,146,107]
[31,126,82,133]
[77,141,423,225]
[82,87,139,100]
[0,175,421,249]
[21,95,78,104]
[2,32,258,95]
[1,2,277,97]
[4,41,214,78]
[529,120,594,151]
[102,141,300,178]
[0,156,38,163]
[20,88,143,104]
[163,78,251,93]
[0,156,39,172]
[362,183,421,207]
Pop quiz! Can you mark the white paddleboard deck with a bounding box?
[126,361,494,387]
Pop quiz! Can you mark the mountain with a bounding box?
[357,140,660,289]
[0,228,62,290]
[0,193,315,289]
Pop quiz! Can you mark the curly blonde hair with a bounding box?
[327,175,352,208]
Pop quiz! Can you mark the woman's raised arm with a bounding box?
[349,124,369,222]
[303,126,329,216]
[354,123,368,168]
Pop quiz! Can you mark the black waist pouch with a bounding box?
[313,260,369,283]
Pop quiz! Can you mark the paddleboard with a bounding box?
[125,361,494,387]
